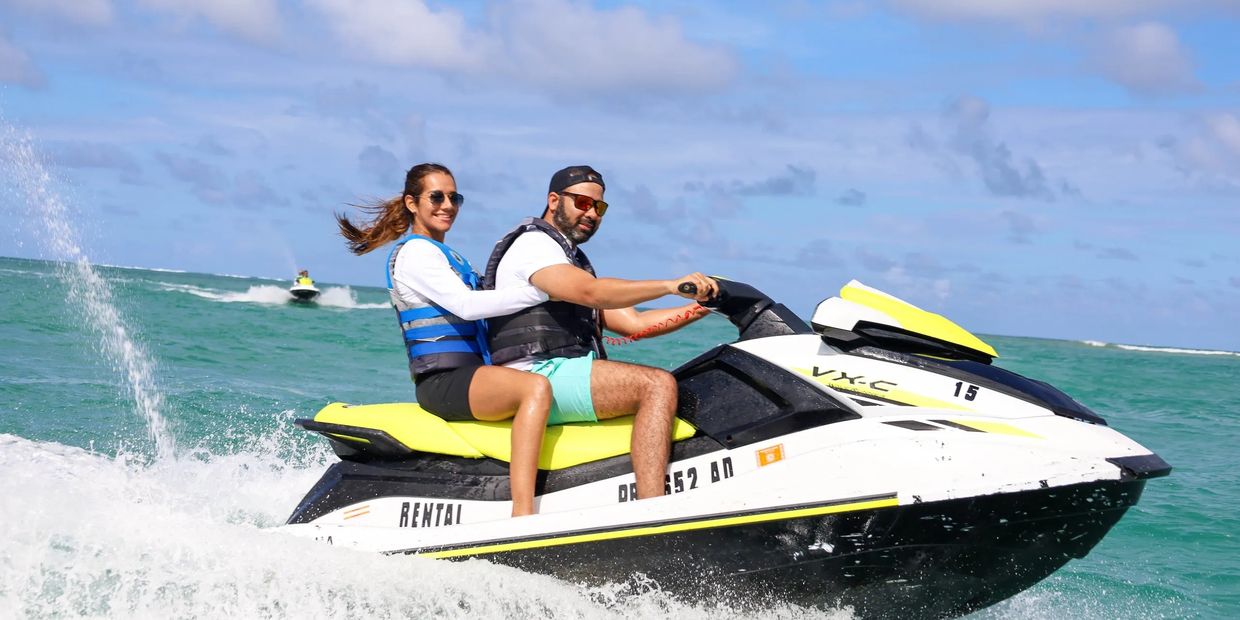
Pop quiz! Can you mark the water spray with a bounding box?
[1,121,176,459]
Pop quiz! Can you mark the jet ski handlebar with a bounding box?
[693,278,813,341]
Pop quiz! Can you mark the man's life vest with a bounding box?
[386,235,490,380]
[482,217,606,365]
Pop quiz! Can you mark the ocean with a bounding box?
[1,123,1237,620]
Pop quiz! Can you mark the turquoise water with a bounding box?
[2,254,1237,618]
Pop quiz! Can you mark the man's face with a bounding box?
[549,181,605,244]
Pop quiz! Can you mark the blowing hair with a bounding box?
[336,163,454,255]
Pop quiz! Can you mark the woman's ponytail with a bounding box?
[335,163,454,255]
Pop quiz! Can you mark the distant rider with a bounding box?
[295,270,314,286]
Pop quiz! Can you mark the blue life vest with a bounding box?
[386,235,490,380]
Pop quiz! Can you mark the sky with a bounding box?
[1,0,1238,351]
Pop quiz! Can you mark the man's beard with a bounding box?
[553,201,597,244]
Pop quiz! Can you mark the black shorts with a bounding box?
[415,365,481,421]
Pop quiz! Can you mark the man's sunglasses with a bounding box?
[415,190,465,208]
[559,191,609,216]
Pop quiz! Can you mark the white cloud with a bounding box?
[889,0,1186,24]
[1093,22,1199,96]
[487,0,736,93]
[308,0,484,70]
[0,33,42,87]
[938,95,1057,200]
[308,0,736,94]
[138,0,282,43]
[1208,114,1240,156]
[3,0,113,26]
[1164,112,1240,185]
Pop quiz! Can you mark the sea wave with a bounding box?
[1079,340,1239,357]
[99,262,189,274]
[0,431,842,619]
[158,282,387,309]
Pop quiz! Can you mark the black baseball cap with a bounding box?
[548,165,605,194]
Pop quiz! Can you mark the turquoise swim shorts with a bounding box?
[530,352,597,425]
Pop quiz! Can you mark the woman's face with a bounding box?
[406,172,459,241]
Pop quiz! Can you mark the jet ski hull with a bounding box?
[289,285,320,302]
[460,479,1146,619]
[288,465,1150,619]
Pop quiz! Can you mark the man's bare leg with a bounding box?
[590,359,678,499]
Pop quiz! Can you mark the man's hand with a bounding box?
[670,273,718,302]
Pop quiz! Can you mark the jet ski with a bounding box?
[283,279,1170,618]
[288,282,320,302]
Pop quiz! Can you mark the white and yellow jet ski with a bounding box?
[283,279,1169,618]
[288,282,320,302]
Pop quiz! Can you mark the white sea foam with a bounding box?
[1079,340,1238,357]
[0,433,845,620]
[1113,344,1239,357]
[158,281,387,309]
[99,262,189,274]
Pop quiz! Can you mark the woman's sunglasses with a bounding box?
[559,191,609,216]
[415,190,465,208]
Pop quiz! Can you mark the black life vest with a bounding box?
[482,217,607,364]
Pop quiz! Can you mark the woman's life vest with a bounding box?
[481,217,607,365]
[386,235,490,380]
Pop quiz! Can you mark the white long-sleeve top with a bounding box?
[390,239,548,320]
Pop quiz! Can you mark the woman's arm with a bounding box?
[392,242,547,320]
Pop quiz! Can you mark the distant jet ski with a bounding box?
[282,278,1170,618]
[290,271,319,302]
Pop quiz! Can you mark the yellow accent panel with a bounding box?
[452,417,697,470]
[316,402,484,458]
[793,368,972,411]
[952,420,1042,439]
[326,433,372,445]
[840,282,998,359]
[313,403,697,469]
[420,496,900,559]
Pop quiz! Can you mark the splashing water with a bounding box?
[0,426,849,618]
[1,123,176,459]
[159,281,388,309]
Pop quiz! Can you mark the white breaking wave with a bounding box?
[0,432,846,619]
[1080,340,1239,358]
[159,282,388,309]
[1114,344,1239,357]
[99,262,189,274]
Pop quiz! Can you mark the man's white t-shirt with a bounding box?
[492,228,579,370]
[391,240,547,321]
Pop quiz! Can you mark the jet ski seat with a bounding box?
[296,402,699,470]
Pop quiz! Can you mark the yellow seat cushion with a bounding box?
[314,402,698,470]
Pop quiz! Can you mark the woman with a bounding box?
[336,163,552,517]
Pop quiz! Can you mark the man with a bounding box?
[483,165,717,500]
